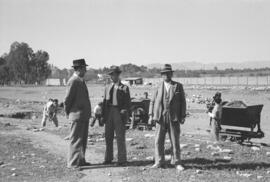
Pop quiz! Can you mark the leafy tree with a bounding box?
[0,56,10,85]
[29,50,51,84]
[6,42,33,84]
[50,66,61,78]
[0,42,51,85]
[60,68,69,81]
[0,57,6,66]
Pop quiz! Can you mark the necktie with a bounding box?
[109,85,114,104]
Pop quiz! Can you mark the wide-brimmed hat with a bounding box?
[108,66,122,75]
[72,59,88,68]
[160,64,174,74]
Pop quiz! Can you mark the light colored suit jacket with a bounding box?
[64,74,91,121]
[149,80,186,123]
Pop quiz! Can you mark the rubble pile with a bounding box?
[187,94,212,105]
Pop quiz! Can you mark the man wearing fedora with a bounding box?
[148,64,186,171]
[64,59,92,168]
[102,66,131,166]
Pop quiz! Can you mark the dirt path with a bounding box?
[1,124,126,182]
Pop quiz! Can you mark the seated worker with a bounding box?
[41,99,59,128]
[208,92,222,141]
[90,102,104,127]
[143,92,149,99]
[130,107,145,129]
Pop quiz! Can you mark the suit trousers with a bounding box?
[105,106,127,163]
[154,112,181,165]
[67,118,89,167]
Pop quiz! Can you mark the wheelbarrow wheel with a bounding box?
[230,136,236,142]
[250,124,256,132]
[220,135,227,141]
[257,130,264,138]
[236,138,244,144]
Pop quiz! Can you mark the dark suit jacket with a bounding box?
[64,74,91,121]
[149,80,186,124]
[102,82,131,122]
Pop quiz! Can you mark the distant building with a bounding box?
[97,74,111,84]
[45,78,66,86]
[124,77,143,86]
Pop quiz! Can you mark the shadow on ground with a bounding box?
[79,160,153,170]
[183,157,270,170]
[80,157,270,171]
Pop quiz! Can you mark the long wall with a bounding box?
[145,76,270,86]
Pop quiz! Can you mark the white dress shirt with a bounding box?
[112,81,120,106]
[164,81,172,93]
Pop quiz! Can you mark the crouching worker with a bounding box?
[208,92,222,141]
[90,102,104,127]
[41,99,59,128]
[130,107,145,129]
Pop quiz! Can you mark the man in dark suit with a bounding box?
[148,64,186,171]
[64,59,91,168]
[102,66,131,166]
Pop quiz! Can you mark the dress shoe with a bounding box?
[82,162,91,166]
[103,161,113,165]
[176,164,185,171]
[116,162,128,166]
[150,163,165,169]
[64,136,70,140]
[67,165,81,171]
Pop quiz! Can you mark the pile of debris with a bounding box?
[187,94,212,105]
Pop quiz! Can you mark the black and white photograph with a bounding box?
[1,0,270,181]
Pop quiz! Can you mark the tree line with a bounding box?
[1,41,270,85]
[0,42,51,85]
[51,63,270,82]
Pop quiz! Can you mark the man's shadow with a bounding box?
[182,158,270,170]
[80,158,270,171]
[79,160,153,170]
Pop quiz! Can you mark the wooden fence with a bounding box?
[145,76,270,86]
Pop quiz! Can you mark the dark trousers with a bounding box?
[41,114,58,127]
[155,112,181,165]
[91,114,103,126]
[105,107,127,163]
[67,118,89,167]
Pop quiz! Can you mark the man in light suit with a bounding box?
[64,59,91,168]
[102,66,131,166]
[148,64,186,171]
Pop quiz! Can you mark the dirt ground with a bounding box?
[1,84,270,181]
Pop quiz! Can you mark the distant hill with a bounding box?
[148,61,270,70]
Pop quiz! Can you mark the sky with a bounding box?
[1,0,270,69]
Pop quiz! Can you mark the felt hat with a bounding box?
[108,66,122,75]
[72,59,88,67]
[160,64,174,74]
